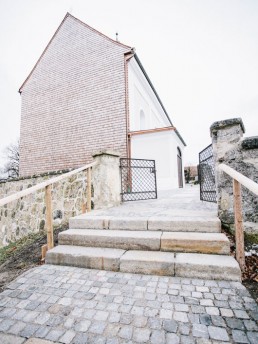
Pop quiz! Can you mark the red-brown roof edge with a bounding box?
[19,12,132,93]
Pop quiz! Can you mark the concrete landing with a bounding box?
[70,186,220,232]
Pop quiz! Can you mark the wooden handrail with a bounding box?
[219,164,258,196]
[0,161,97,257]
[218,163,258,272]
[0,161,97,207]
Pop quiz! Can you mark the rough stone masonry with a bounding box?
[210,118,258,239]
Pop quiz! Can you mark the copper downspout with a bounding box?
[124,50,135,159]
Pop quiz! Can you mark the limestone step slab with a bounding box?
[69,214,221,232]
[45,245,125,271]
[46,246,241,281]
[175,253,241,281]
[120,250,175,276]
[59,229,161,251]
[161,232,230,255]
[148,217,221,232]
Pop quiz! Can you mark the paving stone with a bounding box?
[160,309,172,319]
[243,320,258,331]
[74,320,91,332]
[179,323,190,335]
[192,324,209,338]
[34,326,50,339]
[208,326,229,341]
[108,312,120,323]
[120,313,133,325]
[166,332,180,344]
[211,315,226,327]
[0,333,25,344]
[88,321,106,335]
[20,324,40,338]
[144,307,159,317]
[0,319,15,332]
[247,331,258,344]
[133,316,148,328]
[188,314,200,324]
[220,308,234,317]
[148,317,162,330]
[174,303,189,312]
[118,326,133,340]
[214,300,229,308]
[72,333,88,344]
[173,311,188,323]
[234,309,250,319]
[163,319,178,333]
[150,329,166,344]
[192,305,205,314]
[133,328,151,343]
[45,329,65,342]
[225,318,245,330]
[200,299,214,307]
[24,339,54,344]
[200,314,212,326]
[232,330,249,343]
[181,335,195,344]
[94,311,109,321]
[205,306,220,315]
[8,321,27,335]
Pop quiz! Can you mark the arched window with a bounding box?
[140,110,146,130]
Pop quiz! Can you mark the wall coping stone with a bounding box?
[210,118,245,135]
[0,168,73,184]
[92,149,121,158]
[241,136,258,150]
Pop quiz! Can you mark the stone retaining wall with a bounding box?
[210,118,258,237]
[0,170,88,247]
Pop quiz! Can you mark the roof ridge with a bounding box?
[19,12,132,92]
[67,13,132,50]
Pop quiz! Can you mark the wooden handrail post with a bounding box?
[87,167,92,212]
[45,184,54,249]
[233,179,245,271]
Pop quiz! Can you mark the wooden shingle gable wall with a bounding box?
[19,14,132,176]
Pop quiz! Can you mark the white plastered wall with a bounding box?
[128,57,185,190]
[131,131,185,190]
[128,58,171,130]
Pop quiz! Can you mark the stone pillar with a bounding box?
[210,118,245,228]
[92,150,121,210]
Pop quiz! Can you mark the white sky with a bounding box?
[0,0,258,166]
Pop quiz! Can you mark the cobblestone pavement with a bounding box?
[0,265,257,344]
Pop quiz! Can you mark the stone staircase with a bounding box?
[46,213,241,281]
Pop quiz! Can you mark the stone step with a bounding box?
[59,229,161,251]
[120,250,175,276]
[69,215,221,233]
[161,232,230,255]
[175,253,241,281]
[59,229,229,254]
[46,245,125,271]
[46,246,241,281]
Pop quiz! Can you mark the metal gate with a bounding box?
[199,144,217,203]
[120,158,157,202]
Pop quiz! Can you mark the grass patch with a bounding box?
[0,231,46,265]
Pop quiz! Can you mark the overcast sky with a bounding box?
[0,0,258,166]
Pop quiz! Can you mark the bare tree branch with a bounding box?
[0,139,20,180]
